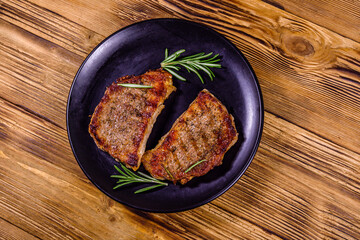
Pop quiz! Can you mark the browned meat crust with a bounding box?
[142,89,238,184]
[89,69,176,171]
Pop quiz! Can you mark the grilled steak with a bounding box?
[89,69,176,171]
[142,89,238,184]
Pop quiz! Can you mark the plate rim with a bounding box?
[66,18,264,213]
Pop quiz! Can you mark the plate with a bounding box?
[67,18,263,213]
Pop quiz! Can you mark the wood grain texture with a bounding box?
[0,19,81,128]
[1,0,106,57]
[0,218,38,240]
[261,0,360,42]
[1,0,360,239]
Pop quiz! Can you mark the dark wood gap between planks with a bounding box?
[0,217,41,240]
[0,96,65,131]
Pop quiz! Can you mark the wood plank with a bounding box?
[261,0,360,42]
[0,218,39,240]
[0,98,80,175]
[0,19,82,128]
[24,0,173,36]
[2,98,359,239]
[1,0,106,57]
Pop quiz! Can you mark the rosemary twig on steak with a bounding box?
[117,83,153,88]
[185,159,207,173]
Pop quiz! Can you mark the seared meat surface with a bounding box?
[142,89,238,184]
[89,69,176,171]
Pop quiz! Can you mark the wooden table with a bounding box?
[1,0,359,239]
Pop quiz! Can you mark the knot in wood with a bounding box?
[284,36,315,57]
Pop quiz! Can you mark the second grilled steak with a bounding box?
[89,69,176,171]
[142,89,238,184]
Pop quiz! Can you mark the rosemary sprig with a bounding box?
[185,159,207,173]
[111,164,168,194]
[164,166,174,180]
[117,83,153,88]
[160,49,221,84]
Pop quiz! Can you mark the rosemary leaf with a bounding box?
[113,181,134,189]
[162,49,185,64]
[164,167,174,180]
[201,62,222,67]
[192,63,213,81]
[120,164,138,178]
[110,175,129,179]
[181,52,204,60]
[185,159,207,173]
[137,171,162,182]
[114,165,123,174]
[135,184,165,194]
[163,67,186,81]
[117,83,153,88]
[163,65,181,71]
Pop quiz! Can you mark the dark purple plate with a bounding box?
[66,18,263,212]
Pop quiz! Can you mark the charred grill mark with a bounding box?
[163,130,176,149]
[151,82,166,97]
[165,131,182,177]
[127,153,139,167]
[183,122,201,164]
[224,115,237,139]
[197,104,216,155]
[174,130,193,171]
[149,151,167,178]
[132,134,142,148]
[91,130,104,146]
[187,116,205,161]
[145,99,159,109]
[116,75,133,83]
